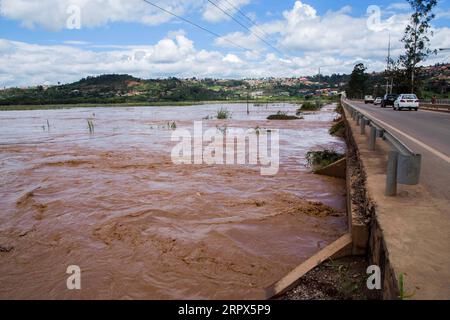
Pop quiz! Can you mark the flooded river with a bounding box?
[0,103,346,299]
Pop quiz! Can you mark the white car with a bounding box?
[373,97,382,105]
[364,95,374,104]
[394,94,419,111]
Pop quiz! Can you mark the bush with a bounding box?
[297,101,322,114]
[267,111,302,120]
[306,150,344,170]
[329,121,345,137]
[217,107,231,119]
[335,101,343,114]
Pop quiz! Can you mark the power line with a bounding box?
[206,0,283,55]
[220,0,287,55]
[221,0,273,40]
[141,0,251,51]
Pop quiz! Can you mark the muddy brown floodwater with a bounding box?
[0,103,347,299]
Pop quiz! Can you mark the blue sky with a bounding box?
[0,0,449,86]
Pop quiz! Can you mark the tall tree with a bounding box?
[347,63,368,99]
[400,0,437,93]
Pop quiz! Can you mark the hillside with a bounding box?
[0,63,448,106]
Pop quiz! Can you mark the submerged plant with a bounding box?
[297,101,322,113]
[267,111,301,120]
[167,121,177,130]
[87,119,94,134]
[216,107,231,120]
[306,149,344,170]
[329,120,345,137]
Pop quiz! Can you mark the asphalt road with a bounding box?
[347,100,450,201]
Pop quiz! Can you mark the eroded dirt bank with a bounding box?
[0,103,347,299]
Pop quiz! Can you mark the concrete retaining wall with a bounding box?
[343,106,400,300]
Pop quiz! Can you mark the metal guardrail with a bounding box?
[343,99,422,196]
[419,99,450,105]
[420,103,450,111]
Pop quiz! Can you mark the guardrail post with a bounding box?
[356,114,360,126]
[386,151,398,196]
[360,118,366,135]
[369,126,377,150]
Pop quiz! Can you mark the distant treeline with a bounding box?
[0,73,351,106]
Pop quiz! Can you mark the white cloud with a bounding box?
[214,31,264,50]
[1,0,449,87]
[202,0,251,23]
[386,2,411,11]
[217,1,449,71]
[223,53,241,63]
[0,31,355,87]
[63,40,90,46]
[0,0,203,30]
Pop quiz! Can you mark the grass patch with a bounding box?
[306,149,344,170]
[216,107,231,119]
[267,111,302,120]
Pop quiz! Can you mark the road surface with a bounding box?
[347,100,450,202]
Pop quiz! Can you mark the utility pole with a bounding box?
[385,34,393,95]
[246,87,250,115]
[318,67,321,85]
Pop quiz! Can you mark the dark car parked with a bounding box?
[381,94,398,108]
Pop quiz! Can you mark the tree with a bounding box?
[346,63,368,99]
[400,0,437,93]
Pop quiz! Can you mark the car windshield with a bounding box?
[402,94,417,99]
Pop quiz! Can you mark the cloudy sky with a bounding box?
[0,0,449,87]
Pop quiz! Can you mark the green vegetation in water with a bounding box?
[329,120,345,137]
[296,101,323,114]
[87,119,94,134]
[267,111,302,120]
[216,107,232,119]
[306,149,344,170]
[42,119,50,132]
[167,121,177,130]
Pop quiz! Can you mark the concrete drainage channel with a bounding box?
[266,99,409,300]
